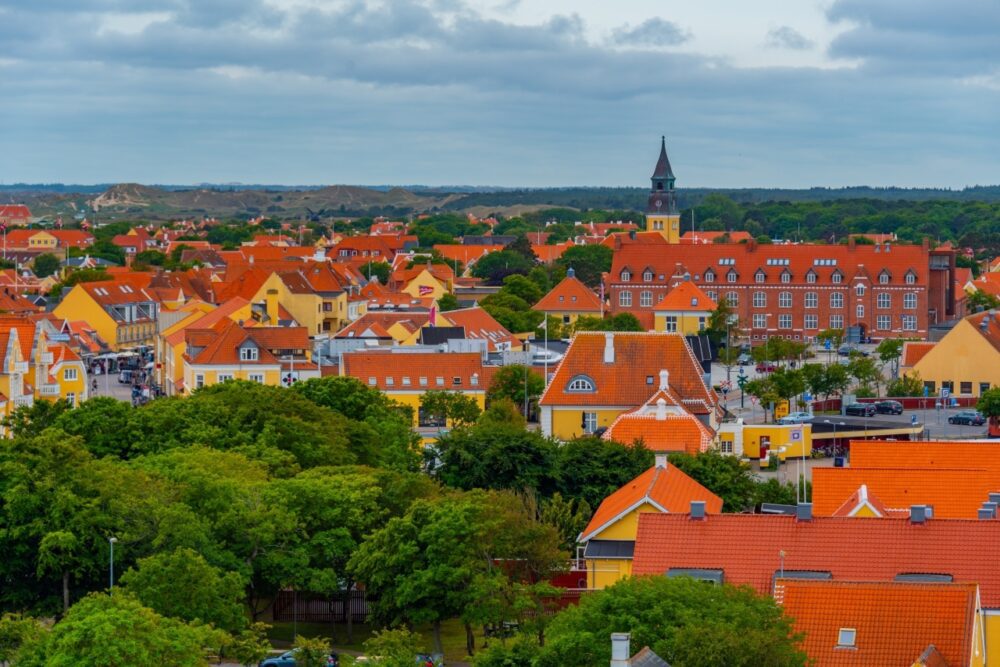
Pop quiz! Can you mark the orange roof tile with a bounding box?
[653,280,717,312]
[603,412,713,454]
[580,463,722,541]
[340,350,491,391]
[631,513,1000,607]
[532,274,603,313]
[812,467,997,519]
[531,243,570,263]
[901,341,935,368]
[539,332,716,414]
[849,440,1000,476]
[432,244,504,266]
[830,484,899,518]
[777,579,978,667]
[336,312,432,339]
[440,306,518,351]
[679,230,753,244]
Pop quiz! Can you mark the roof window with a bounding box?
[836,628,856,648]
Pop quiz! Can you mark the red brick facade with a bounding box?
[608,237,955,342]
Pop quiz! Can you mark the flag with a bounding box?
[418,284,434,296]
[428,305,437,326]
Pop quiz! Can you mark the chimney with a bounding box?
[910,505,927,524]
[922,237,930,250]
[979,508,995,520]
[796,503,813,521]
[265,288,279,324]
[654,453,668,468]
[690,501,706,520]
[982,502,997,518]
[313,247,326,262]
[603,332,615,363]
[610,633,631,667]
[567,267,576,279]
[989,493,1000,505]
[848,236,857,250]
[658,369,669,391]
[746,238,757,252]
[655,398,668,421]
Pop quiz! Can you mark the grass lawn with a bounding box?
[268,618,485,663]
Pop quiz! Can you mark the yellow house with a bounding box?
[340,350,489,428]
[0,321,33,429]
[531,268,603,327]
[539,332,720,440]
[652,280,716,334]
[182,321,318,392]
[43,343,88,406]
[250,273,322,335]
[578,455,722,589]
[398,267,451,300]
[907,310,999,397]
[336,312,434,346]
[715,421,812,461]
[53,280,160,351]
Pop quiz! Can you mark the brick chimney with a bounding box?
[659,369,669,391]
[603,332,615,363]
[848,236,857,250]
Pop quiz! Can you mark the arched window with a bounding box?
[621,270,632,282]
[567,376,595,392]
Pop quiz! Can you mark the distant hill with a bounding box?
[5,182,1000,221]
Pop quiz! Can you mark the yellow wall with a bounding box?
[646,213,681,243]
[550,407,626,440]
[653,311,711,335]
[910,318,1000,396]
[54,362,87,406]
[853,504,880,518]
[588,558,633,590]
[386,322,425,346]
[742,424,812,461]
[380,389,487,427]
[985,614,1000,667]
[53,286,118,350]
[252,273,323,335]
[183,365,283,391]
[402,270,448,299]
[539,310,597,326]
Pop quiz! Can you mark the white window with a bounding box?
[804,292,818,308]
[665,316,678,332]
[879,272,890,284]
[902,315,917,331]
[240,346,259,362]
[66,393,75,407]
[249,373,264,383]
[621,270,631,282]
[698,316,706,331]
[402,376,411,386]
[582,412,598,433]
[837,628,856,648]
[831,292,844,309]
[568,376,595,392]
[753,292,766,308]
[643,270,653,282]
[778,292,792,308]
[804,314,818,330]
[778,314,792,329]
[855,283,866,297]
[619,290,632,307]
[719,439,733,454]
[726,291,739,306]
[727,270,738,283]
[704,270,715,283]
[217,374,234,383]
[856,304,865,319]
[470,374,479,386]
[63,368,78,382]
[906,272,917,284]
[904,293,917,309]
[640,290,653,307]
[832,272,843,284]
[706,290,718,302]
[385,377,394,386]
[368,376,376,386]
[436,376,445,386]
[877,293,890,309]
[419,376,428,386]
[876,315,891,330]
[780,271,791,284]
[195,374,205,389]
[806,271,817,284]
[830,315,844,329]
[755,271,766,284]
[753,313,767,329]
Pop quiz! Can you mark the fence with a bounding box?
[272,590,369,623]
[810,396,980,413]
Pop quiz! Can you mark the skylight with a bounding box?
[837,628,856,648]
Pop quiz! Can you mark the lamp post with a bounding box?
[108,537,118,593]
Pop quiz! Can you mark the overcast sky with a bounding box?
[1,0,998,188]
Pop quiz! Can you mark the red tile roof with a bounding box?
[432,244,504,267]
[440,306,518,351]
[0,205,31,221]
[849,440,1000,475]
[532,274,603,313]
[539,332,716,414]
[532,243,570,263]
[776,579,979,667]
[341,350,491,391]
[602,412,713,454]
[653,280,717,312]
[580,463,722,541]
[680,230,753,244]
[79,280,156,305]
[812,467,997,519]
[187,320,310,366]
[336,312,432,339]
[3,229,94,248]
[901,341,935,368]
[631,513,1000,607]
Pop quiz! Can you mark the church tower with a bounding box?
[646,136,681,243]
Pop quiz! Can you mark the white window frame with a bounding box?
[855,283,866,297]
[582,412,598,433]
[619,290,632,307]
[906,272,917,285]
[248,373,265,383]
[778,291,792,308]
[643,270,654,282]
[195,374,205,389]
[904,293,917,309]
[902,315,917,331]
[64,368,78,381]
[755,271,766,284]
[753,291,766,308]
[832,272,843,284]
[665,316,678,333]
[804,292,818,309]
[567,377,595,392]
[727,270,738,283]
[778,314,792,329]
[804,314,818,330]
[856,304,865,319]
[218,373,234,383]
[831,292,844,309]
[752,313,767,329]
[640,290,653,307]
[704,270,715,283]
[240,346,259,362]
[621,270,631,282]
[830,315,844,329]
[726,291,739,306]
[806,271,817,284]
[877,293,890,309]
[876,315,891,330]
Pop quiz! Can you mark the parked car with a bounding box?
[755,361,777,373]
[844,403,877,417]
[259,650,339,667]
[737,353,752,366]
[949,410,986,426]
[873,400,904,415]
[778,411,814,424]
[837,345,869,357]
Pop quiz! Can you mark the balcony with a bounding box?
[13,396,33,408]
[38,384,61,397]
[11,361,29,374]
[37,352,54,365]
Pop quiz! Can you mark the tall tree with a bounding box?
[556,245,612,288]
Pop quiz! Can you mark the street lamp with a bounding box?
[823,420,846,459]
[108,537,118,593]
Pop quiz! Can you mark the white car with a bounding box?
[778,411,814,424]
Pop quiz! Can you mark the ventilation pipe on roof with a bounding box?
[603,332,615,363]
[690,501,706,520]
[982,502,997,519]
[910,505,928,524]
[610,633,631,667]
[654,453,668,468]
[979,508,995,520]
[659,369,669,392]
[796,503,813,522]
[655,398,668,421]
[567,267,575,279]
[989,493,1000,505]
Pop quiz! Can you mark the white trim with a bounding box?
[579,496,668,543]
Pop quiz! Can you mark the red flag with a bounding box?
[429,305,437,326]
[418,284,434,296]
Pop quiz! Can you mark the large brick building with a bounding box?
[606,141,956,341]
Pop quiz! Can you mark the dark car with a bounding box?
[948,410,986,426]
[844,402,877,417]
[260,650,339,667]
[874,400,904,415]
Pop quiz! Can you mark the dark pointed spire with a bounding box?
[652,135,674,180]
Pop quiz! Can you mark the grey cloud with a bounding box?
[612,17,690,47]
[765,26,813,50]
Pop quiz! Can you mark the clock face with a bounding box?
[655,199,663,209]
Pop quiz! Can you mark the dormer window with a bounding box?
[879,270,891,284]
[567,375,596,392]
[780,270,792,284]
[832,271,843,284]
[727,270,738,283]
[239,345,259,362]
[704,270,716,283]
[856,283,866,297]
[643,270,654,282]
[806,270,817,284]
[755,270,766,284]
[905,270,917,284]
[621,269,632,282]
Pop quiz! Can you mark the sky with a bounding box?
[1,0,998,188]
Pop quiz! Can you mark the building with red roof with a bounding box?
[3,229,94,252]
[904,309,1000,397]
[53,280,160,350]
[440,306,520,351]
[0,205,32,227]
[680,230,753,244]
[532,268,603,326]
[651,279,717,334]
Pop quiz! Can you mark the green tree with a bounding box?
[573,313,644,332]
[472,250,535,285]
[536,576,807,667]
[977,387,1000,419]
[17,593,218,667]
[229,622,272,667]
[120,548,247,632]
[967,290,1000,312]
[361,628,425,666]
[552,437,653,510]
[875,337,906,377]
[816,328,845,350]
[555,245,612,288]
[539,493,592,552]
[667,450,758,512]
[500,274,543,305]
[704,296,740,346]
[32,253,61,278]
[0,613,42,665]
[420,390,482,428]
[360,261,391,284]
[432,421,555,494]
[887,372,925,397]
[487,365,545,417]
[291,635,333,667]
[437,293,461,312]
[506,234,538,262]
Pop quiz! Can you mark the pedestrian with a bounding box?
[92,378,98,392]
